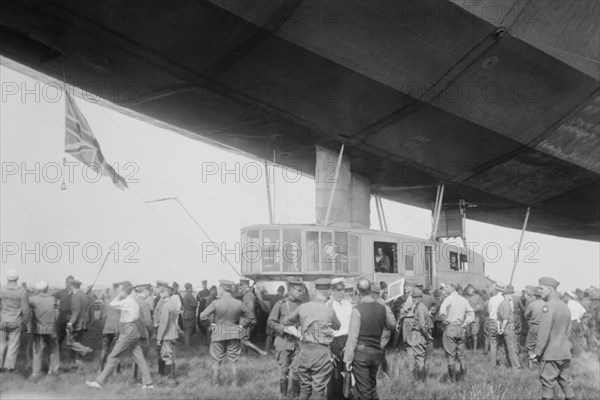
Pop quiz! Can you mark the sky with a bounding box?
[1,61,599,292]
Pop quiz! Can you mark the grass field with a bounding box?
[1,332,599,400]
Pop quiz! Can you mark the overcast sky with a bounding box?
[1,62,598,292]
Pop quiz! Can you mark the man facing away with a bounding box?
[531,277,575,400]
[267,278,304,400]
[283,278,340,400]
[0,268,29,373]
[498,285,521,369]
[182,283,198,348]
[344,279,395,400]
[438,282,474,382]
[407,287,433,381]
[200,279,256,386]
[28,280,59,379]
[524,286,545,369]
[86,281,153,390]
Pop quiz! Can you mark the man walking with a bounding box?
[531,277,575,400]
[267,278,304,400]
[283,278,340,400]
[28,280,59,378]
[438,283,474,382]
[200,279,256,386]
[86,281,153,389]
[0,269,29,373]
[344,279,395,399]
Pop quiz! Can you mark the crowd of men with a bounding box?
[1,267,599,400]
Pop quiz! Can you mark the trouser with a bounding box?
[487,319,506,366]
[97,337,152,386]
[526,325,539,354]
[442,324,466,366]
[327,335,348,400]
[297,343,332,400]
[100,333,117,370]
[277,347,300,380]
[408,340,427,369]
[433,321,444,348]
[539,359,575,399]
[32,333,60,375]
[133,337,149,380]
[569,321,586,356]
[502,323,520,368]
[183,318,195,347]
[161,339,176,365]
[0,321,21,370]
[352,345,384,400]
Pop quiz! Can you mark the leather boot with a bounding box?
[459,363,467,380]
[231,365,238,387]
[211,364,221,386]
[473,336,478,351]
[291,379,301,400]
[171,362,178,385]
[420,366,427,381]
[448,365,456,383]
[279,378,289,400]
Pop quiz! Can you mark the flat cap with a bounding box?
[412,288,423,298]
[135,283,152,290]
[35,280,48,291]
[539,276,560,289]
[502,285,515,295]
[156,280,169,287]
[314,278,331,290]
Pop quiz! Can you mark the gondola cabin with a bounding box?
[240,224,491,293]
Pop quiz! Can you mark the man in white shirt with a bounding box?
[487,282,507,367]
[326,278,353,400]
[564,291,587,355]
[86,281,153,390]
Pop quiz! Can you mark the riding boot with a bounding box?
[211,364,221,386]
[171,362,178,385]
[473,336,479,351]
[291,379,301,400]
[157,346,165,375]
[459,362,467,380]
[231,365,238,387]
[448,365,456,383]
[279,378,289,400]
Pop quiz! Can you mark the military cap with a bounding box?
[219,279,234,289]
[286,276,304,288]
[412,288,423,298]
[239,278,250,285]
[6,269,18,281]
[314,278,331,290]
[538,276,560,289]
[502,285,515,295]
[35,280,48,291]
[156,280,169,288]
[525,285,536,295]
[331,277,345,290]
[135,283,152,290]
[371,282,382,293]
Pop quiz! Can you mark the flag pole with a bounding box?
[90,250,112,289]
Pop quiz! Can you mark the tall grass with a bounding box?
[1,333,598,400]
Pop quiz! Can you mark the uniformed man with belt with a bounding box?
[531,277,575,400]
[283,278,340,400]
[498,285,520,369]
[524,286,544,369]
[438,283,474,382]
[267,277,305,400]
[407,287,433,381]
[200,279,256,386]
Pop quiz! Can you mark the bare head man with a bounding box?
[356,278,371,297]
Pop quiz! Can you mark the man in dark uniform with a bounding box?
[99,282,120,371]
[182,283,198,348]
[498,285,520,369]
[531,277,575,400]
[153,280,169,375]
[464,285,484,350]
[28,280,60,378]
[200,279,256,386]
[283,278,340,400]
[524,286,544,369]
[407,287,433,381]
[68,280,91,367]
[196,280,210,341]
[268,278,304,400]
[258,285,285,354]
[344,279,395,399]
[239,279,266,355]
